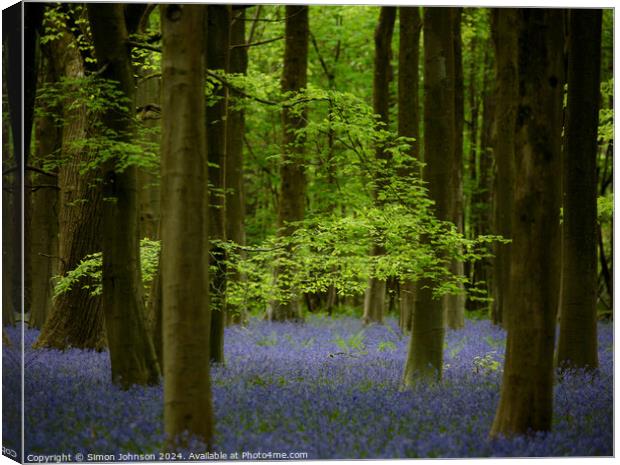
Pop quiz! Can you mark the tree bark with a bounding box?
[269,5,309,322]
[161,3,213,447]
[363,6,396,326]
[34,32,106,351]
[2,43,15,326]
[206,5,231,363]
[490,9,565,438]
[403,7,454,384]
[557,9,602,370]
[397,6,421,333]
[136,75,161,242]
[28,46,61,330]
[225,7,248,326]
[490,9,518,328]
[445,7,465,330]
[469,46,495,313]
[87,4,160,388]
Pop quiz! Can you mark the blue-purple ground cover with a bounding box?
[3,317,613,459]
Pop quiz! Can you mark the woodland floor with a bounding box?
[3,316,613,459]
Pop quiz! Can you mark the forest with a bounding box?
[1,2,614,460]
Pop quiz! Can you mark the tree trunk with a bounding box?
[363,6,396,326]
[136,75,161,241]
[225,7,248,326]
[490,9,518,328]
[206,5,231,364]
[34,33,107,351]
[404,7,454,384]
[470,46,495,313]
[445,7,465,330]
[397,6,421,333]
[557,9,602,370]
[269,5,309,322]
[161,3,213,447]
[490,9,565,438]
[87,4,160,388]
[2,49,15,326]
[28,47,61,330]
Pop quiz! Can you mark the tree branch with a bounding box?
[3,165,57,177]
[231,35,283,49]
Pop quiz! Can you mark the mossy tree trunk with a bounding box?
[269,5,309,322]
[557,9,602,370]
[161,3,213,447]
[404,7,455,384]
[87,4,160,388]
[363,6,396,325]
[490,9,565,437]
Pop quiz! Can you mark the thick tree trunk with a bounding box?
[206,5,231,363]
[28,48,61,329]
[34,34,106,351]
[225,8,248,326]
[363,6,396,325]
[269,5,309,322]
[87,4,160,388]
[469,47,495,313]
[490,9,565,438]
[404,7,454,384]
[136,75,161,241]
[445,7,465,330]
[161,4,213,447]
[490,9,518,328]
[397,6,421,333]
[557,10,602,370]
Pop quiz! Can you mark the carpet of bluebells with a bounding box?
[3,316,613,459]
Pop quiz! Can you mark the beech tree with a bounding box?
[557,9,602,370]
[397,6,422,333]
[490,8,565,437]
[363,6,396,325]
[445,7,465,330]
[160,3,213,446]
[87,3,160,387]
[206,4,231,364]
[225,7,249,325]
[34,30,106,350]
[489,8,518,328]
[28,46,60,329]
[268,5,309,322]
[404,7,455,384]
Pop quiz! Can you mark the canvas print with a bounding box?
[1,1,614,462]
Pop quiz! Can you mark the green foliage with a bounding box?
[255,331,279,347]
[53,252,102,298]
[598,79,614,145]
[472,351,502,375]
[597,193,614,224]
[41,4,96,64]
[333,329,367,355]
[53,238,160,299]
[36,76,160,176]
[210,78,508,314]
[377,340,397,352]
